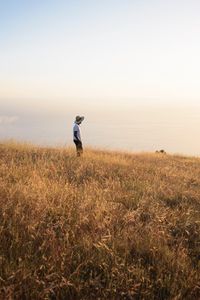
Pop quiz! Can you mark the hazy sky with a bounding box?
[1,1,200,155]
[0,0,200,109]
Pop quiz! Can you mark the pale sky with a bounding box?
[0,0,200,109]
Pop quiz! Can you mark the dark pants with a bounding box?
[74,140,83,156]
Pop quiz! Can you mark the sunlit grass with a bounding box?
[0,141,199,299]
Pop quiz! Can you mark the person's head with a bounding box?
[75,115,84,125]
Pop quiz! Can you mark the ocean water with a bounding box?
[1,103,200,156]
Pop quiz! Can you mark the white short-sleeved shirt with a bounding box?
[73,123,81,141]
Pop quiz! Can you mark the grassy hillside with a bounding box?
[0,141,200,299]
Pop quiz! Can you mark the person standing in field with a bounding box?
[73,115,84,156]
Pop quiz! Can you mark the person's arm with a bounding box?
[74,131,81,142]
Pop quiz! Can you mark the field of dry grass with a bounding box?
[0,141,200,299]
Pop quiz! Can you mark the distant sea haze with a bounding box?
[1,104,200,156]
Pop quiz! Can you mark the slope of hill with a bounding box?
[0,141,200,299]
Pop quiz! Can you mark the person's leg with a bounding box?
[74,140,83,157]
[77,141,83,156]
[74,140,79,156]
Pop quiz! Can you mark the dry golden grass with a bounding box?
[0,141,200,299]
